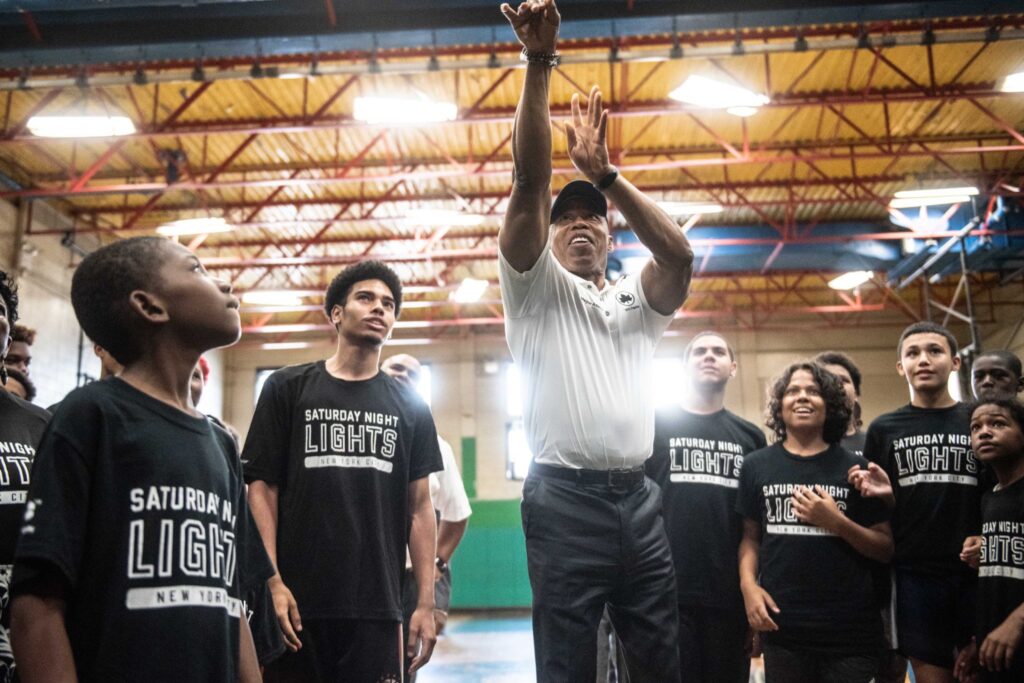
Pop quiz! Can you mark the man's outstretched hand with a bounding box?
[501,0,560,53]
[566,86,613,184]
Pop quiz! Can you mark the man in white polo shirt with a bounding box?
[498,2,694,681]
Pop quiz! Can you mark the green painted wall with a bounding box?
[449,498,532,608]
[460,436,477,499]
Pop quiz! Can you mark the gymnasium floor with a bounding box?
[416,611,770,682]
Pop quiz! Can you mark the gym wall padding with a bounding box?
[449,498,532,608]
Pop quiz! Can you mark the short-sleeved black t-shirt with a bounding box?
[646,406,766,611]
[0,391,49,564]
[841,430,866,458]
[736,443,889,655]
[242,362,443,621]
[976,475,1024,679]
[863,403,980,573]
[13,378,270,682]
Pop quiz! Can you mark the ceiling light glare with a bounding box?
[261,342,313,351]
[1001,71,1024,93]
[659,202,724,216]
[726,106,760,117]
[451,278,489,303]
[353,96,458,125]
[668,75,769,110]
[241,290,305,307]
[405,209,485,227]
[155,217,234,236]
[27,115,136,138]
[828,271,873,290]
[889,196,972,209]
[893,186,979,199]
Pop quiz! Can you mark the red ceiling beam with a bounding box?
[968,98,1024,146]
[67,81,212,193]
[11,140,1024,202]
[26,130,1019,187]
[1,89,62,140]
[0,84,1014,149]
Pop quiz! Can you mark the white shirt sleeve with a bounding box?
[628,273,675,343]
[431,437,472,523]
[498,244,559,320]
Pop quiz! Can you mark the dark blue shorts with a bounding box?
[893,567,976,669]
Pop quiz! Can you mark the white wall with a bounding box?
[0,198,232,414]
[0,199,99,408]
[223,323,933,501]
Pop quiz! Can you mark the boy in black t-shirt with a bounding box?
[862,322,981,683]
[818,350,909,683]
[972,351,1023,402]
[738,361,893,683]
[244,260,443,683]
[0,269,50,683]
[953,398,1024,683]
[647,331,766,683]
[10,237,268,683]
[815,351,867,456]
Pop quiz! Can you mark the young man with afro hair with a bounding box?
[244,260,443,682]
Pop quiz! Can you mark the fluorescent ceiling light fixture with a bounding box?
[241,290,305,307]
[726,106,760,117]
[893,186,979,199]
[384,338,433,346]
[828,271,873,290]
[155,217,234,236]
[405,209,485,227]
[27,115,136,138]
[353,96,458,124]
[668,75,769,110]
[451,278,489,303]
[261,342,314,351]
[1001,71,1024,93]
[659,202,724,215]
[889,195,972,209]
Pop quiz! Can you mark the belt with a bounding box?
[531,463,646,489]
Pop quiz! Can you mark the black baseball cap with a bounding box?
[550,180,608,223]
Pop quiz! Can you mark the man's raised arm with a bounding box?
[498,0,560,273]
[566,86,694,315]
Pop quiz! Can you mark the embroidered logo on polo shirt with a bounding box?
[615,291,636,307]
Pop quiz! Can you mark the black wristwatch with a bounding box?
[597,166,619,190]
[435,557,449,573]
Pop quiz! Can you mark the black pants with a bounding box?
[401,566,452,682]
[677,604,750,683]
[263,618,403,683]
[522,470,679,683]
[762,642,879,683]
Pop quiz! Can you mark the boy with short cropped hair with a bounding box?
[863,321,981,683]
[647,331,766,683]
[972,351,1024,402]
[10,236,267,682]
[954,398,1024,682]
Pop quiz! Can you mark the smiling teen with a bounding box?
[11,237,267,683]
[737,362,893,683]
[862,321,982,683]
[243,260,443,683]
